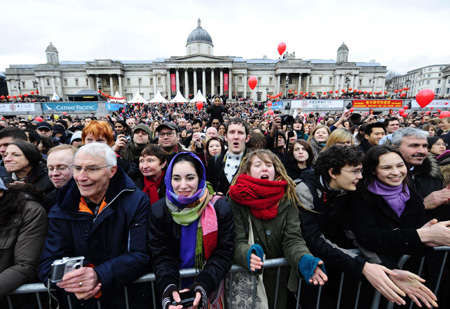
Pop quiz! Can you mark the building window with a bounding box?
[239,77,242,84]
[63,79,68,86]
[47,79,50,86]
[127,78,131,86]
[359,78,362,85]
[427,74,431,78]
[319,77,322,84]
[269,77,273,84]
[75,79,79,86]
[428,68,432,71]
[150,78,153,85]
[447,88,450,94]
[436,88,440,94]
[329,77,333,84]
[22,81,25,88]
[427,81,430,85]
[106,80,110,86]
[158,78,161,84]
[257,92,262,101]
[86,78,88,85]
[438,80,441,84]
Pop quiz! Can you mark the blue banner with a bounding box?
[42,102,98,112]
[271,101,283,110]
[106,103,125,111]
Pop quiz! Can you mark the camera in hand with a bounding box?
[171,290,199,308]
[50,256,85,282]
[281,115,294,126]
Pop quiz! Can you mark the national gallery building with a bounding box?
[5,19,387,102]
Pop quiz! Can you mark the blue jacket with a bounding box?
[38,167,151,308]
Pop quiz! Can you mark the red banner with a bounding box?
[353,100,402,108]
[224,74,229,92]
[171,74,176,92]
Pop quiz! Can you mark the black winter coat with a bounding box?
[346,188,427,269]
[148,197,234,297]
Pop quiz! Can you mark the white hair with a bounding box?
[76,143,117,167]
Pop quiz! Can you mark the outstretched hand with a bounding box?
[309,260,328,286]
[389,270,438,308]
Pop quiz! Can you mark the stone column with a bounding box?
[334,74,339,96]
[87,75,92,89]
[153,73,157,96]
[184,69,189,98]
[211,69,215,95]
[176,69,180,93]
[110,75,114,95]
[228,70,232,98]
[202,68,206,96]
[118,75,123,96]
[277,74,281,94]
[51,76,56,95]
[166,71,171,98]
[298,74,302,93]
[193,69,197,95]
[306,75,310,93]
[39,77,45,95]
[243,73,247,99]
[58,76,63,97]
[353,75,358,89]
[220,69,224,95]
[339,75,344,91]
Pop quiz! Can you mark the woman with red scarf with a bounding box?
[129,144,167,204]
[229,149,327,308]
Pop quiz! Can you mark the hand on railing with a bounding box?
[389,269,438,308]
[418,219,450,247]
[362,262,406,306]
[57,267,101,300]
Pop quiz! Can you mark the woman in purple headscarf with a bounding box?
[148,152,234,309]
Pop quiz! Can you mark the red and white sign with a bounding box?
[170,74,176,92]
[224,74,229,92]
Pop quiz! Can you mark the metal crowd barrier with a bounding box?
[7,247,450,309]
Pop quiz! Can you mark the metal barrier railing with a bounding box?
[7,247,450,309]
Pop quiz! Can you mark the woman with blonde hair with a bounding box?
[229,149,327,308]
[322,128,355,152]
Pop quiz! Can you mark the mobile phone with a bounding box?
[171,290,197,308]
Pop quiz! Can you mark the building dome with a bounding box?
[186,19,213,46]
[337,42,349,52]
[46,42,58,52]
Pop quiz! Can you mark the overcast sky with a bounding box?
[1,0,449,75]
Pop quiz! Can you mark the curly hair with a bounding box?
[315,146,364,182]
[0,183,44,226]
[231,149,302,209]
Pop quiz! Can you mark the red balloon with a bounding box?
[364,91,367,94]
[36,90,39,94]
[288,89,292,93]
[439,111,450,119]
[369,91,373,95]
[0,95,4,99]
[399,109,404,114]
[294,91,298,94]
[277,42,286,55]
[31,91,35,95]
[12,95,17,99]
[248,76,257,90]
[329,90,333,93]
[403,105,409,110]
[311,92,315,96]
[341,89,346,93]
[430,107,434,110]
[426,111,431,115]
[305,92,309,96]
[438,109,442,113]
[196,101,204,110]
[63,112,67,115]
[7,96,11,99]
[401,113,408,118]
[358,90,362,94]
[394,90,398,93]
[349,108,354,113]
[323,92,327,95]
[348,88,352,91]
[300,91,303,95]
[335,90,339,94]
[268,110,274,115]
[416,89,435,108]
[24,94,28,97]
[384,91,388,94]
[35,116,43,122]
[18,95,22,98]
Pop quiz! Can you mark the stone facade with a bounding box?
[5,20,387,102]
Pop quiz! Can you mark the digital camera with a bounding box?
[50,256,85,282]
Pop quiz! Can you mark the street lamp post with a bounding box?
[33,81,39,93]
[16,78,22,95]
[266,87,269,99]
[138,78,141,95]
[345,77,350,97]
[97,78,102,100]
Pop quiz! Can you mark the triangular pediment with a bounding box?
[170,54,231,63]
[442,64,450,73]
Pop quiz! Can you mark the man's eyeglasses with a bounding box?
[159,132,175,137]
[48,165,73,172]
[73,165,111,174]
[341,168,363,175]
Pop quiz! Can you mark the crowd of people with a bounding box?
[1,95,450,309]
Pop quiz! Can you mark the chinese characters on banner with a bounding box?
[171,74,176,92]
[224,74,229,92]
[353,100,403,108]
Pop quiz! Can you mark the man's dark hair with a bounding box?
[192,118,202,127]
[364,122,386,136]
[0,127,28,142]
[225,117,250,135]
[315,146,364,182]
[386,117,399,126]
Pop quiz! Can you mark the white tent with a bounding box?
[150,91,169,103]
[109,91,126,103]
[170,91,189,103]
[51,93,60,101]
[189,90,207,103]
[128,92,148,104]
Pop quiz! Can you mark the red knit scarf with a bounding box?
[229,173,287,220]
[143,171,165,205]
